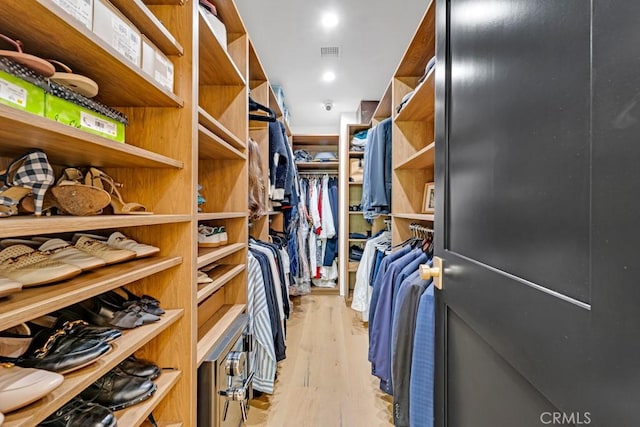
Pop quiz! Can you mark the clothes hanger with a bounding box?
[249,96,276,122]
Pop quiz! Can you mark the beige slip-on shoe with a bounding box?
[0,323,31,358]
[0,245,82,287]
[0,275,21,298]
[0,363,64,413]
[38,238,106,271]
[74,237,136,266]
[106,232,160,258]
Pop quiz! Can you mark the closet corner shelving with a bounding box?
[391,0,436,244]
[292,134,340,295]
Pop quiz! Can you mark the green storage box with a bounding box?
[45,94,125,143]
[0,69,45,115]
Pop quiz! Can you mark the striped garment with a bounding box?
[248,253,277,393]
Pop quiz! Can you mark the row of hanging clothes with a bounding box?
[247,237,292,394]
[292,173,339,289]
[352,223,436,427]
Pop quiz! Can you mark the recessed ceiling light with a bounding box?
[323,71,336,82]
[321,12,339,28]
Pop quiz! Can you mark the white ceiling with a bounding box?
[236,0,429,135]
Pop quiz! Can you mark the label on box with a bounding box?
[0,79,27,107]
[53,0,92,28]
[81,111,117,137]
[154,52,174,90]
[111,16,141,64]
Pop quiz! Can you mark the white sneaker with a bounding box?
[217,226,228,246]
[198,225,220,248]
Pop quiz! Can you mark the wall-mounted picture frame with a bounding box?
[422,182,435,213]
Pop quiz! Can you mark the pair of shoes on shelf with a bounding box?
[198,225,228,248]
[0,363,64,414]
[0,244,82,288]
[39,396,116,427]
[81,362,158,411]
[197,270,213,284]
[0,323,113,374]
[72,232,160,258]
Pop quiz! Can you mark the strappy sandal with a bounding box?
[0,34,54,76]
[21,168,111,216]
[48,60,99,98]
[84,168,152,215]
[0,150,55,217]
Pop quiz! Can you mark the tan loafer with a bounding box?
[38,239,106,271]
[0,323,31,358]
[106,232,160,258]
[0,245,82,287]
[0,363,64,413]
[197,270,213,284]
[74,237,136,266]
[0,275,21,298]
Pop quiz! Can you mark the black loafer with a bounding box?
[116,355,161,380]
[40,397,116,427]
[10,328,111,374]
[101,289,165,316]
[80,369,157,411]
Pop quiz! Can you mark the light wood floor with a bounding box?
[247,295,394,427]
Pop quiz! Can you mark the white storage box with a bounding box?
[200,6,227,50]
[92,0,141,66]
[141,35,174,92]
[52,0,93,29]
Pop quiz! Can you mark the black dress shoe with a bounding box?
[81,369,157,411]
[64,299,160,330]
[57,319,122,343]
[39,397,116,427]
[116,355,160,380]
[100,289,165,316]
[8,328,111,374]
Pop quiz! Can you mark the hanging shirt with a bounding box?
[409,285,435,427]
[351,232,391,319]
[247,253,277,393]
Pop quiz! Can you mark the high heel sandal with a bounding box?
[84,168,152,215]
[0,150,54,217]
[20,168,111,216]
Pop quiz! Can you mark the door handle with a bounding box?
[420,256,443,290]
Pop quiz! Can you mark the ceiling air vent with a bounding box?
[320,46,341,59]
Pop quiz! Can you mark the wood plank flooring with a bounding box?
[247,295,393,427]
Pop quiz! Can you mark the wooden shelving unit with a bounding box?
[198,8,245,86]
[1,0,182,107]
[198,107,246,150]
[197,303,246,366]
[391,1,436,243]
[198,125,247,160]
[197,212,248,220]
[3,310,183,426]
[197,264,246,303]
[197,243,246,269]
[295,161,340,170]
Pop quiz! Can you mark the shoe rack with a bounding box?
[391,1,436,244]
[0,0,256,425]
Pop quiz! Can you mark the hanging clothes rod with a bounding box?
[409,223,434,236]
[299,171,338,176]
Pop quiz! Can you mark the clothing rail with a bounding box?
[299,171,338,176]
[409,223,433,236]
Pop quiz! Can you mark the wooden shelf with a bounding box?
[394,1,436,77]
[349,238,368,242]
[197,304,246,366]
[143,0,184,5]
[141,423,182,427]
[395,142,435,170]
[348,212,364,215]
[0,256,181,332]
[198,107,246,150]
[115,370,182,427]
[348,124,371,134]
[197,243,246,268]
[198,212,248,221]
[110,0,183,55]
[0,0,182,107]
[349,182,363,186]
[197,264,246,303]
[395,69,435,122]
[3,310,183,427]
[211,0,246,34]
[199,9,245,86]
[349,151,365,157]
[0,105,183,169]
[393,213,435,221]
[348,261,359,272]
[268,86,284,118]
[0,215,191,240]
[199,125,247,160]
[268,211,283,216]
[373,81,393,121]
[248,39,268,83]
[292,135,339,146]
[295,162,339,170]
